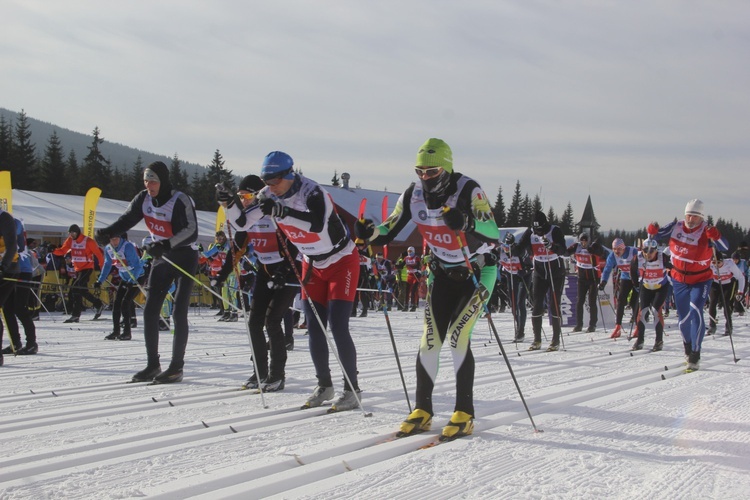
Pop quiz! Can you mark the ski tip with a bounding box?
[661,374,666,380]
[168,401,174,407]
[201,420,209,428]
[364,412,373,418]
[152,397,158,402]
[629,352,634,357]
[229,425,238,433]
[534,428,544,433]
[51,391,58,397]
[664,365,669,371]
[29,389,35,394]
[608,352,612,355]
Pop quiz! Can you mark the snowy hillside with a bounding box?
[1,305,749,499]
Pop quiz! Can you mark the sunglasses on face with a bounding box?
[263,176,285,187]
[414,167,443,179]
[237,191,257,200]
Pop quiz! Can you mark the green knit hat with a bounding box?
[416,138,453,173]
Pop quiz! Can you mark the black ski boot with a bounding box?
[132,365,161,382]
[152,366,184,384]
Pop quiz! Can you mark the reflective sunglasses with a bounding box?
[237,191,257,200]
[414,167,443,179]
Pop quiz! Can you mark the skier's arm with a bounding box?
[0,211,17,270]
[97,250,113,283]
[369,185,415,247]
[104,191,148,237]
[600,253,616,283]
[462,181,499,243]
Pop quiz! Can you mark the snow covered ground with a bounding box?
[1,304,749,499]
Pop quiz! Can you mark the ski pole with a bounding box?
[268,215,371,418]
[0,307,16,355]
[365,236,411,413]
[454,230,541,433]
[48,256,69,315]
[543,253,565,352]
[110,247,173,331]
[505,245,520,342]
[223,213,268,408]
[713,246,739,363]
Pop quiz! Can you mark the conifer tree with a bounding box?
[0,114,12,168]
[493,186,507,228]
[130,156,144,196]
[547,206,557,226]
[65,150,79,195]
[331,170,340,187]
[560,202,575,235]
[506,180,522,227]
[520,194,532,227]
[169,153,189,193]
[79,127,112,195]
[39,131,66,194]
[9,110,37,189]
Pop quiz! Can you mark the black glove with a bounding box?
[540,236,552,249]
[95,229,110,246]
[216,189,232,204]
[260,198,288,218]
[144,240,170,259]
[354,219,375,240]
[93,281,101,289]
[598,281,606,291]
[442,207,474,232]
[268,271,286,290]
[504,232,515,245]
[0,264,5,281]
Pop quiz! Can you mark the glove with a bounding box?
[95,229,110,246]
[216,189,232,204]
[354,219,375,240]
[93,281,101,289]
[144,240,170,259]
[198,243,204,253]
[540,236,552,249]
[268,272,286,290]
[260,198,288,218]
[442,207,474,232]
[736,293,744,303]
[647,223,659,236]
[504,232,515,245]
[210,278,223,288]
[706,225,720,240]
[598,281,606,291]
[415,271,422,279]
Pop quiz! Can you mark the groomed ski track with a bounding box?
[1,310,748,499]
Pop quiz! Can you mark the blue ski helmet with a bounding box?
[261,151,295,182]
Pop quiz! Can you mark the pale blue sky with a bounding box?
[3,0,749,230]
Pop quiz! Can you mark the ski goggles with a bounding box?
[262,168,294,186]
[642,239,658,253]
[237,191,257,201]
[414,167,443,179]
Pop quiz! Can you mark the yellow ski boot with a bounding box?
[397,409,433,437]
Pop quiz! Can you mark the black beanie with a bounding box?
[144,161,170,184]
[144,161,173,205]
[238,174,265,193]
[68,224,81,235]
[532,211,550,235]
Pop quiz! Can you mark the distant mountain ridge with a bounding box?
[0,107,207,177]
